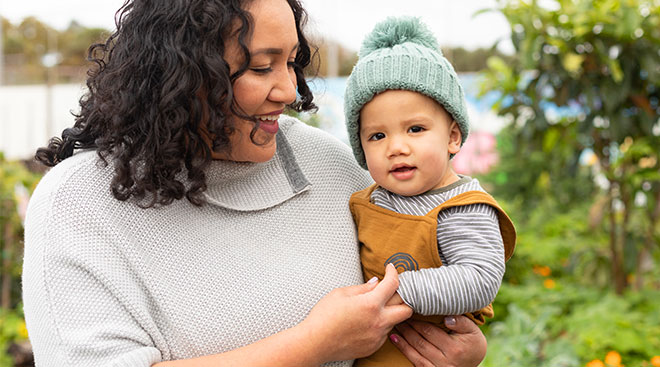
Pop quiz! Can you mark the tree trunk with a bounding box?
[636,186,660,290]
[618,180,631,292]
[608,184,626,295]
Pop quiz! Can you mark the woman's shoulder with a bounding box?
[30,150,112,203]
[26,150,116,235]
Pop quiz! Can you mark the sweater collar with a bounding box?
[202,129,311,211]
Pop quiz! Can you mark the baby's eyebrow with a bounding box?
[360,125,383,134]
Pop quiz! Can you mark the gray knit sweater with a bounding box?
[22,116,372,367]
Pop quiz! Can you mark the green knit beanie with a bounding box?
[344,16,470,169]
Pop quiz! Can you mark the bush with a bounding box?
[480,197,660,366]
[0,153,41,365]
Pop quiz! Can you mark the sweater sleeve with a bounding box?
[397,203,505,316]
[22,166,163,367]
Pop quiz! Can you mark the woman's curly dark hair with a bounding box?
[35,0,318,207]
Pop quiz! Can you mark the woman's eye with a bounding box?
[287,59,299,69]
[250,67,272,74]
[409,126,424,133]
[369,133,386,141]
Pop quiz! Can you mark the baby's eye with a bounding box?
[409,126,424,133]
[368,132,386,141]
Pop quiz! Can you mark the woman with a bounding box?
[22,0,487,365]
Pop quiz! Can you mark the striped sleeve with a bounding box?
[397,203,505,316]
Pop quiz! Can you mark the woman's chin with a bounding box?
[233,140,277,163]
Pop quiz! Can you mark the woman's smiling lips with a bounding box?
[256,109,283,134]
[389,164,417,180]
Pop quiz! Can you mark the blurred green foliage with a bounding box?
[0,154,41,365]
[477,0,660,365]
[480,0,660,294]
[478,192,660,366]
[443,46,515,73]
[483,282,660,366]
[0,308,29,366]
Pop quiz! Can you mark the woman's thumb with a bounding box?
[344,276,380,296]
[443,315,479,334]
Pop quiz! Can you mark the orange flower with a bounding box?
[650,356,660,367]
[586,359,604,367]
[543,278,556,289]
[533,265,552,277]
[604,351,622,367]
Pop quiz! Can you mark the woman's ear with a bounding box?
[448,121,462,155]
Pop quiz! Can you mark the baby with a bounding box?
[343,16,516,367]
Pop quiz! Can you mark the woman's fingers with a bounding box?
[341,275,380,297]
[440,316,487,365]
[390,324,440,367]
[389,333,435,367]
[404,319,451,349]
[396,317,487,367]
[394,322,445,363]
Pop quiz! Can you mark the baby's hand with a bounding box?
[386,291,407,307]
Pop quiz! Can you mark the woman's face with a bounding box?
[220,0,299,162]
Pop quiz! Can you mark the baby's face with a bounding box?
[359,90,461,196]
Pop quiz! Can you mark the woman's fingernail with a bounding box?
[445,316,456,326]
[367,276,378,284]
[390,334,400,344]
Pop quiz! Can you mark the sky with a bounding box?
[0,0,513,53]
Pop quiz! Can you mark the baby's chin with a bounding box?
[379,183,429,197]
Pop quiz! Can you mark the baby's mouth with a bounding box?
[390,166,415,173]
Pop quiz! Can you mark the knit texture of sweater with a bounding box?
[22,116,372,367]
[370,176,505,316]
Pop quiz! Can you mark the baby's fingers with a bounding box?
[370,264,400,303]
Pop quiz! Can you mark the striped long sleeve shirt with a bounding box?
[371,176,505,316]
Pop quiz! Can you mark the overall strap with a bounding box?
[350,183,379,202]
[426,190,516,261]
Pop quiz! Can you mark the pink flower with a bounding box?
[452,131,499,175]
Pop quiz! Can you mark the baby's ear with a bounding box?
[448,121,462,154]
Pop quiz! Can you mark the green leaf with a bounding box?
[562,53,584,75]
[607,58,624,83]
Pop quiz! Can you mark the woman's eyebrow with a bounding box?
[252,43,300,56]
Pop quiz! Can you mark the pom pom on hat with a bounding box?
[359,16,441,57]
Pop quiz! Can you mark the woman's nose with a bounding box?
[270,66,297,105]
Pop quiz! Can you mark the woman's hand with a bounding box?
[301,263,413,364]
[390,316,487,367]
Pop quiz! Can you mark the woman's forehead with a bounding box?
[246,0,298,48]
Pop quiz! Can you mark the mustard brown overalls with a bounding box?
[350,184,516,367]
